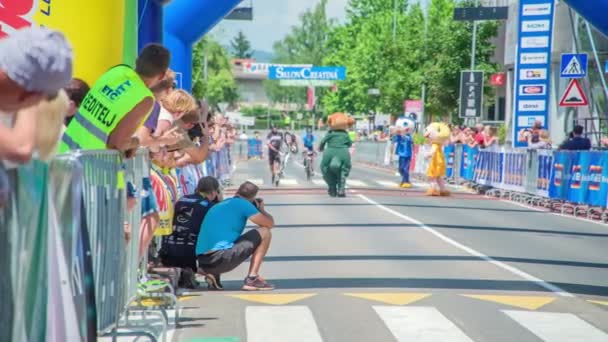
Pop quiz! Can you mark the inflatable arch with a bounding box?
[4,0,138,86]
[139,0,242,91]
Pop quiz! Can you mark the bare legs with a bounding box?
[248,227,272,277]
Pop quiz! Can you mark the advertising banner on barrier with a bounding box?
[461,145,479,181]
[445,145,455,178]
[503,151,526,191]
[588,152,608,207]
[536,150,552,197]
[550,152,572,200]
[567,152,590,204]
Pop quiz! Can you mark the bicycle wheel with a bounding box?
[306,165,312,181]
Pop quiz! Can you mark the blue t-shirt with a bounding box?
[302,134,316,149]
[195,197,259,255]
[392,134,412,157]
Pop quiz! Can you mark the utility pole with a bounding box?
[469,0,480,126]
[392,0,398,41]
[420,0,429,127]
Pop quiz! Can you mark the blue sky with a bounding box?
[212,0,428,53]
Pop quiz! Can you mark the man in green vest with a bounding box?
[59,44,171,156]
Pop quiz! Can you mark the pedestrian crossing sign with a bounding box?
[560,53,587,78]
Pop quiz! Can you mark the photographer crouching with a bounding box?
[195,181,275,291]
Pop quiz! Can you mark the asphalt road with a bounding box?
[140,152,608,342]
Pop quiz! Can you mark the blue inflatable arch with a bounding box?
[139,0,242,91]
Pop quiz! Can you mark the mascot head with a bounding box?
[327,112,355,131]
[424,122,450,144]
[394,116,416,134]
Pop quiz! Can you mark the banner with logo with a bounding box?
[512,0,556,147]
[503,151,526,192]
[536,149,553,197]
[445,145,455,178]
[549,152,572,200]
[567,152,591,204]
[151,168,177,236]
[460,145,479,181]
[588,152,608,207]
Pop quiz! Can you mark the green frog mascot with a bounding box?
[319,113,355,197]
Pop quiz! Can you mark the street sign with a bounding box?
[560,53,588,78]
[243,63,311,75]
[513,0,555,148]
[454,6,509,21]
[490,73,505,86]
[269,66,346,81]
[458,71,484,118]
[279,79,335,87]
[404,100,423,115]
[559,79,588,107]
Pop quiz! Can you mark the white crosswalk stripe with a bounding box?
[247,306,323,342]
[281,178,299,186]
[374,306,475,342]
[346,179,368,187]
[376,180,399,188]
[504,310,608,342]
[312,179,326,186]
[245,178,264,186]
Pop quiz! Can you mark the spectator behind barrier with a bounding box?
[64,78,90,126]
[159,176,221,289]
[527,130,552,149]
[1,89,69,164]
[559,125,591,151]
[59,43,171,158]
[0,27,73,163]
[136,69,184,151]
[196,181,275,291]
[0,26,73,112]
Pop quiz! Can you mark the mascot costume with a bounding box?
[424,122,451,196]
[319,113,355,197]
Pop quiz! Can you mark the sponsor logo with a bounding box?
[571,165,582,189]
[519,84,546,96]
[520,68,547,80]
[518,100,546,112]
[0,0,37,38]
[589,165,602,191]
[520,53,548,64]
[521,36,549,48]
[523,3,551,16]
[554,164,563,186]
[521,20,551,32]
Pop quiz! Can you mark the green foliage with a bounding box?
[192,37,239,109]
[265,0,336,106]
[498,123,507,145]
[230,30,253,59]
[412,132,427,145]
[322,0,499,119]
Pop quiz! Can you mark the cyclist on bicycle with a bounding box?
[302,128,316,171]
[267,125,283,185]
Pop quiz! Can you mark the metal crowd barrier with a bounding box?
[246,138,263,159]
[0,145,237,342]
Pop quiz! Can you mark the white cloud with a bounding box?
[212,0,348,52]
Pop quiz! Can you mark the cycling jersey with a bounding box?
[302,134,316,151]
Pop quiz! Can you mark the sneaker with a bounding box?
[401,183,412,188]
[205,273,224,290]
[242,276,274,291]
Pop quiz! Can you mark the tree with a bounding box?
[264,0,336,110]
[230,30,253,59]
[192,37,239,110]
[321,0,499,120]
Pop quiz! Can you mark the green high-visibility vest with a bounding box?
[58,65,153,153]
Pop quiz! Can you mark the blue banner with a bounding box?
[460,145,478,181]
[504,152,526,189]
[445,145,455,178]
[549,152,572,200]
[512,0,555,148]
[588,152,608,207]
[269,66,346,81]
[567,152,590,204]
[536,151,552,196]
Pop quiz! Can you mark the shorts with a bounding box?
[197,229,262,275]
[268,151,281,165]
